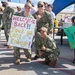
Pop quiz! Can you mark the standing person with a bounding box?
[43,2,48,11]
[47,4,55,38]
[21,0,36,14]
[14,2,34,64]
[35,27,60,67]
[26,0,36,14]
[47,4,55,20]
[0,6,3,31]
[33,1,53,59]
[1,1,15,48]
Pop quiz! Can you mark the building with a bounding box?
[56,4,75,21]
[56,11,75,21]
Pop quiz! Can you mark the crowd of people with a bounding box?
[0,0,75,67]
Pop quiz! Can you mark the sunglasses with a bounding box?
[48,5,53,8]
[38,5,43,8]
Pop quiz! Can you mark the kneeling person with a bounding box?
[34,27,60,67]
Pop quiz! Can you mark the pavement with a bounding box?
[0,30,75,75]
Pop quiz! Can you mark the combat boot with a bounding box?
[49,59,57,67]
[15,59,20,64]
[42,57,50,64]
[27,58,31,62]
[7,45,13,48]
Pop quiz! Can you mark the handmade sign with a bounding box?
[8,15,36,49]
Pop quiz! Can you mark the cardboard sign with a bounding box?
[8,15,36,49]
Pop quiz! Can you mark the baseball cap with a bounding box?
[40,27,48,32]
[38,1,44,6]
[25,2,32,8]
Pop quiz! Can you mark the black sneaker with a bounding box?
[33,55,39,60]
[73,59,75,64]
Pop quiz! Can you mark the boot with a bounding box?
[49,59,57,67]
[7,45,13,48]
[42,57,50,64]
[15,59,20,64]
[27,58,31,62]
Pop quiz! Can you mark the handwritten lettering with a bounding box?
[12,15,36,24]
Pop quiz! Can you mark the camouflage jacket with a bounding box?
[33,11,53,33]
[35,35,60,56]
[2,6,15,29]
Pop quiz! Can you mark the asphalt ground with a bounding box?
[0,30,75,75]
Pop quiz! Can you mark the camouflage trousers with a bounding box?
[0,20,2,31]
[14,47,32,59]
[4,24,9,41]
[38,48,59,62]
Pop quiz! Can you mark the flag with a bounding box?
[64,26,75,49]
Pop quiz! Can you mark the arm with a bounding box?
[7,7,15,29]
[46,12,54,33]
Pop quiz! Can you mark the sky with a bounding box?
[0,0,74,12]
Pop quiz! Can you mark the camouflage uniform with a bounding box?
[0,12,3,31]
[33,11,53,34]
[14,11,34,59]
[33,11,53,54]
[2,6,15,41]
[35,35,60,62]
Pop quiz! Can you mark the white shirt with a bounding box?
[50,11,55,19]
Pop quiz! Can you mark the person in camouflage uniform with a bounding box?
[13,2,34,64]
[0,6,3,32]
[33,1,53,59]
[2,1,15,42]
[33,1,53,34]
[35,27,60,67]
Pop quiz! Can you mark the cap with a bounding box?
[25,2,32,8]
[38,1,44,6]
[40,27,47,32]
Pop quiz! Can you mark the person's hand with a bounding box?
[39,51,43,56]
[35,15,42,21]
[41,45,46,50]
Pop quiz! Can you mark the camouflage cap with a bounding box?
[25,2,32,8]
[40,27,48,32]
[38,1,44,6]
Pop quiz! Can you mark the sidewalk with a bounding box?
[0,30,75,75]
